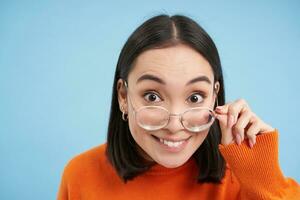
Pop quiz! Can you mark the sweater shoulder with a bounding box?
[62,143,110,181]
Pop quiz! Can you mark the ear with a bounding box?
[117,79,128,113]
[214,81,220,95]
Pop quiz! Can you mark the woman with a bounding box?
[57,14,300,199]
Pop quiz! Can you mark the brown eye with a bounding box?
[144,92,161,102]
[188,93,204,103]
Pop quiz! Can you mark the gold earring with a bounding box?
[122,112,128,121]
[120,105,128,121]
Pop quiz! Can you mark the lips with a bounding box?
[151,135,191,142]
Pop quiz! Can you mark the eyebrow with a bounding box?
[136,74,212,85]
[186,76,212,85]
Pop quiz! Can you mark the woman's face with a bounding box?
[118,43,219,168]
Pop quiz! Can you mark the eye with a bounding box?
[143,91,162,102]
[187,92,205,104]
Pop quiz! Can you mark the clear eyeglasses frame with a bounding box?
[123,80,218,133]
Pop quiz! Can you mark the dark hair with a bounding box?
[106,14,226,183]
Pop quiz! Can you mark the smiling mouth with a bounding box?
[151,135,191,148]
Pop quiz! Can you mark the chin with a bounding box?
[155,155,190,168]
[161,162,183,168]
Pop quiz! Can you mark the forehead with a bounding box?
[128,44,214,84]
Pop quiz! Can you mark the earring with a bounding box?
[120,105,128,121]
[122,112,128,121]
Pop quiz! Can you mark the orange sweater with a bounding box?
[57,129,300,199]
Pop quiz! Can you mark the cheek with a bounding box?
[127,111,157,161]
[189,130,209,149]
[204,95,216,109]
[127,110,150,148]
[128,110,139,139]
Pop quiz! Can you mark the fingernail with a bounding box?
[236,134,242,145]
[249,140,254,148]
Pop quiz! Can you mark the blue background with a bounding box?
[1,0,299,199]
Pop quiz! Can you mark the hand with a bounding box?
[214,99,275,148]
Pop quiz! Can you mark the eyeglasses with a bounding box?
[124,81,217,133]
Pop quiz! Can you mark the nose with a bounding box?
[164,112,185,134]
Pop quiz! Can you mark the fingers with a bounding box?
[215,113,235,146]
[227,99,249,128]
[216,99,249,128]
[216,98,275,148]
[246,120,260,148]
[217,99,250,145]
[232,109,252,145]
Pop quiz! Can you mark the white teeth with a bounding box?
[159,138,184,148]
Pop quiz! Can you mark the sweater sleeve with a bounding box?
[57,165,69,200]
[57,156,83,200]
[219,129,300,200]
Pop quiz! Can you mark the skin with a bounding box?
[117,43,274,168]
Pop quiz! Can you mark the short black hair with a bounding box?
[106,14,226,183]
